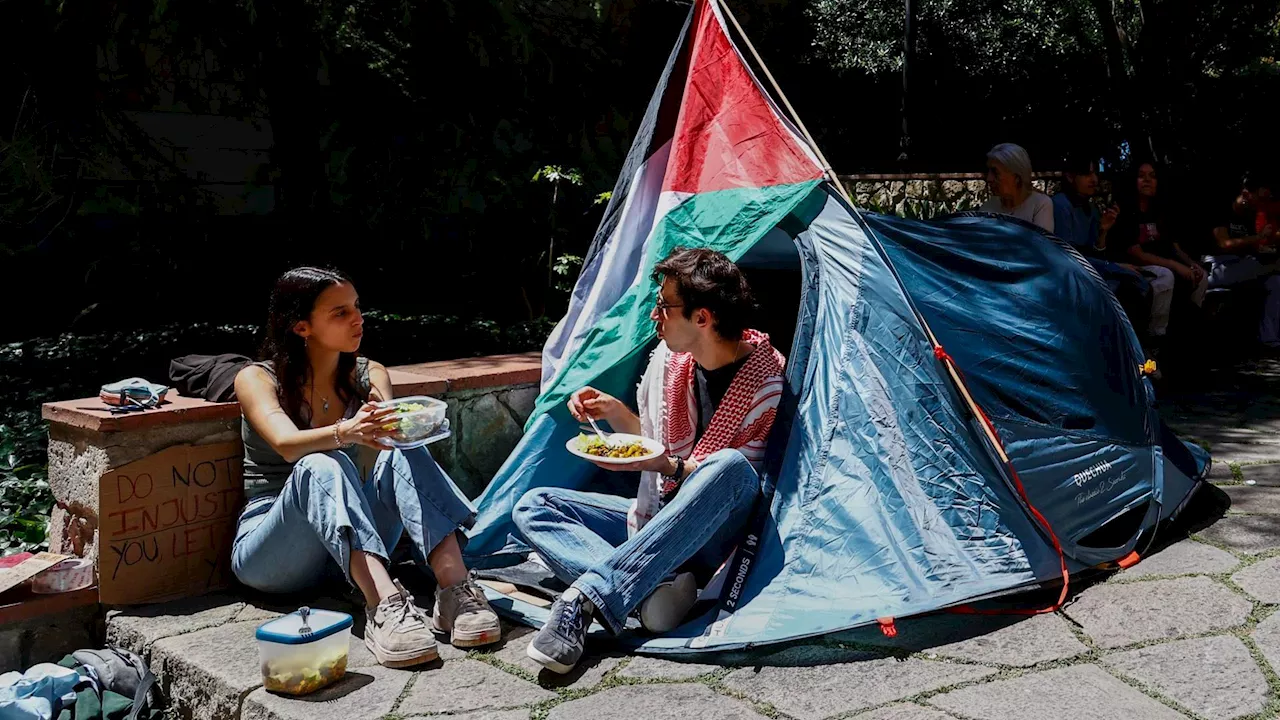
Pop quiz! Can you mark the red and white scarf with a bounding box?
[627,329,785,535]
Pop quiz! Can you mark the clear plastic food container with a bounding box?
[256,607,353,696]
[377,395,451,450]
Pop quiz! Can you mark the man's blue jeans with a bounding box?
[232,447,476,593]
[512,449,760,634]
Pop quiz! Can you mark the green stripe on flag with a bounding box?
[528,179,823,429]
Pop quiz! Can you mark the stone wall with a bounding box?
[839,172,1111,219]
[423,383,538,499]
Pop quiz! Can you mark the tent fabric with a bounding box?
[463,0,1206,656]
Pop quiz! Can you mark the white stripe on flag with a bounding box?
[541,139,676,388]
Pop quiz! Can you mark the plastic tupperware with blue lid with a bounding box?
[255,607,353,695]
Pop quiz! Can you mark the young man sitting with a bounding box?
[512,247,785,674]
[1052,154,1167,347]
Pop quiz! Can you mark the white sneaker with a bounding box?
[639,572,697,633]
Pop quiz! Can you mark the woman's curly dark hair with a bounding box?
[260,266,360,426]
[652,247,757,340]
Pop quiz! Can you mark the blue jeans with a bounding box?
[232,447,476,593]
[512,449,760,634]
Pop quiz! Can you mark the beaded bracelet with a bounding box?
[332,421,344,448]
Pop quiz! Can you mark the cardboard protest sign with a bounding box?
[98,443,243,604]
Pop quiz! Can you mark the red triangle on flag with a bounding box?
[662,0,824,195]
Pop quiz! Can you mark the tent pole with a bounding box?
[715,0,1009,465]
[714,0,853,205]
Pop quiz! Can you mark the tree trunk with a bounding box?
[1088,0,1150,162]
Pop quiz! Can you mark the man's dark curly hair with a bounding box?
[652,246,757,341]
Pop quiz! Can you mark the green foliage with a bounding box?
[0,416,52,556]
[533,166,585,187]
[806,0,1280,170]
[552,253,585,293]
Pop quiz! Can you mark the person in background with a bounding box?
[233,267,502,669]
[1114,162,1208,331]
[1206,179,1280,348]
[981,143,1055,232]
[1052,154,1167,347]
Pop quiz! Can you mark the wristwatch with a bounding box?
[663,455,685,480]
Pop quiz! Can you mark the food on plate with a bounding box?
[578,434,652,459]
[262,652,348,695]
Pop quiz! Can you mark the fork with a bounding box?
[585,415,617,447]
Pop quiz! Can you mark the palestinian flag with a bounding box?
[533,0,826,424]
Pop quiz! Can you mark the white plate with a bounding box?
[565,432,665,465]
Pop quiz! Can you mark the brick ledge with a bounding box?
[42,352,542,432]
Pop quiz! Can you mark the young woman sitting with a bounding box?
[232,267,501,668]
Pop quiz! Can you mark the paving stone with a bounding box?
[399,659,555,714]
[1250,612,1280,672]
[1198,443,1280,466]
[234,604,286,624]
[1239,462,1280,486]
[722,653,995,719]
[241,665,411,720]
[489,623,620,688]
[106,595,246,655]
[618,656,719,681]
[1233,555,1280,603]
[1102,635,1267,720]
[850,705,956,720]
[437,712,530,720]
[1065,576,1252,648]
[546,683,771,720]
[490,625,540,673]
[928,665,1185,720]
[149,620,265,720]
[1198,514,1280,554]
[831,612,1086,667]
[1120,539,1239,578]
[1224,483,1280,514]
[1207,461,1238,482]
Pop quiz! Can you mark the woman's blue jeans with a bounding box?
[231,446,475,594]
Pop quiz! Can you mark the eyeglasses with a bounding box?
[655,297,684,314]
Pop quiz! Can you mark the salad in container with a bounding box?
[376,395,451,449]
[256,607,352,696]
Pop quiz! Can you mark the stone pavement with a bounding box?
[104,357,1280,720]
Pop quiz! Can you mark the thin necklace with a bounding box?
[309,382,330,416]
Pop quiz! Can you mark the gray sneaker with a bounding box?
[527,590,590,674]
[364,580,440,668]
[433,578,502,648]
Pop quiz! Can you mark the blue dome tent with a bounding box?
[461,0,1209,656]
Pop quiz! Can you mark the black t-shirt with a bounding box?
[1113,207,1176,262]
[693,355,749,443]
[1220,206,1256,240]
